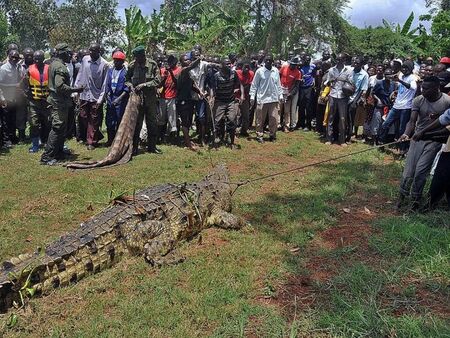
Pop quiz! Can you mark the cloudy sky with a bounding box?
[118,0,429,28]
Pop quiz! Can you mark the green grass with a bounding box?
[0,131,449,337]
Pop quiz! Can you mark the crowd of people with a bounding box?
[0,42,450,210]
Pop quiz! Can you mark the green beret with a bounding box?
[132,45,145,56]
[55,43,69,53]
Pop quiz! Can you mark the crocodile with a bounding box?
[0,164,244,313]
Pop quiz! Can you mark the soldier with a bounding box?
[23,50,51,153]
[40,43,83,165]
[125,45,162,154]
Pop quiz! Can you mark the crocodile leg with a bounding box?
[207,210,246,229]
[143,238,185,267]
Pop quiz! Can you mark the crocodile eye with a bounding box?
[57,262,66,272]
[107,245,115,260]
[85,260,93,272]
[70,274,77,284]
[52,277,60,288]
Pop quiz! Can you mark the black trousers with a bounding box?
[346,100,357,142]
[298,86,315,129]
[316,103,326,134]
[3,102,17,143]
[327,96,349,144]
[0,107,8,147]
[429,152,450,210]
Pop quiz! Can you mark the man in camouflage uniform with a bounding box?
[40,43,83,165]
[125,45,162,154]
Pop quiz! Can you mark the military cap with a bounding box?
[132,45,145,56]
[55,43,69,54]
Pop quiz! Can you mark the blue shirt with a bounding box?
[439,108,450,152]
[349,69,369,103]
[300,64,316,87]
[439,108,450,126]
[372,79,396,107]
[75,55,109,103]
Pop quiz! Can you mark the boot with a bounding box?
[18,129,26,144]
[29,137,39,153]
[106,129,115,147]
[157,125,167,145]
[396,193,406,210]
[168,131,177,145]
[147,136,162,154]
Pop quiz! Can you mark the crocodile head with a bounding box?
[201,164,233,212]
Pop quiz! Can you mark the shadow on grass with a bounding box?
[242,159,398,252]
[238,157,450,337]
[0,146,10,156]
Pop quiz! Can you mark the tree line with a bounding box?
[0,0,449,60]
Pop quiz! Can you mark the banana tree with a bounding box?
[124,6,150,55]
[183,0,253,54]
[382,11,419,37]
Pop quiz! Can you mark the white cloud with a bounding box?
[344,0,429,28]
[118,0,163,18]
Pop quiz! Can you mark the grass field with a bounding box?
[0,131,449,337]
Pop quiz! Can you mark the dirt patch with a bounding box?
[268,202,389,317]
[263,196,447,323]
[381,277,450,319]
[316,223,374,250]
[183,228,231,257]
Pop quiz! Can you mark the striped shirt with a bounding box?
[214,70,240,103]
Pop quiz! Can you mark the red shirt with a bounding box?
[279,65,301,90]
[236,69,254,99]
[160,66,181,99]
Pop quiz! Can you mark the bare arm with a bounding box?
[185,57,201,72]
[289,80,300,97]
[412,109,450,140]
[400,110,419,140]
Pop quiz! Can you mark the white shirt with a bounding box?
[325,65,354,99]
[190,60,208,100]
[249,66,283,104]
[393,74,417,110]
[368,75,378,89]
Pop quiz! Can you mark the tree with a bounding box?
[123,0,350,57]
[48,0,123,50]
[430,10,450,56]
[0,10,17,56]
[0,0,57,50]
[342,24,422,61]
[425,0,450,11]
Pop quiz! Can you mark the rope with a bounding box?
[226,140,407,195]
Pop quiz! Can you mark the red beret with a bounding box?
[440,57,450,65]
[112,51,126,60]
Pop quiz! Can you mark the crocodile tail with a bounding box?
[0,251,46,312]
[0,228,124,313]
[65,92,141,170]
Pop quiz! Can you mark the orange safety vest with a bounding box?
[28,64,49,100]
